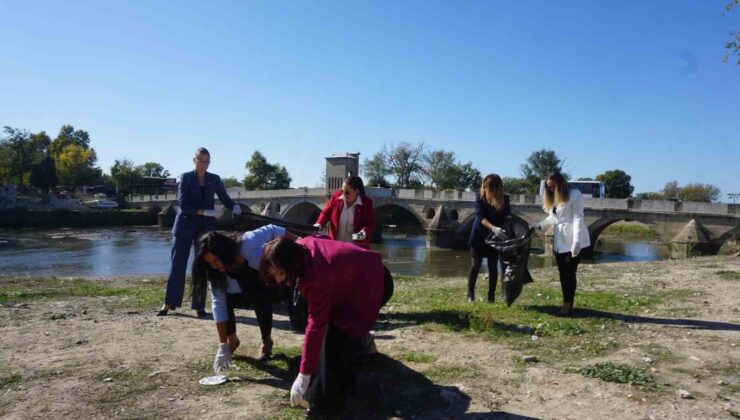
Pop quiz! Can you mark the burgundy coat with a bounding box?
[316,190,376,249]
[296,236,384,375]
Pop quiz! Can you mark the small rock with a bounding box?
[522,355,538,363]
[103,377,113,382]
[531,335,539,341]
[168,397,175,402]
[642,357,653,364]
[718,380,727,386]
[677,389,693,399]
[148,371,165,377]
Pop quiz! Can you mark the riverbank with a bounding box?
[1,257,738,419]
[0,208,158,229]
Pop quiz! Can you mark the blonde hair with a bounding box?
[542,171,570,212]
[480,174,504,212]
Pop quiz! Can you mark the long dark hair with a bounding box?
[343,175,367,198]
[480,174,504,211]
[190,231,242,299]
[258,237,307,287]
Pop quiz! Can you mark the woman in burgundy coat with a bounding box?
[259,236,389,417]
[314,175,376,249]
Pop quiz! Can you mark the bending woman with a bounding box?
[259,236,391,417]
[467,174,511,303]
[533,171,591,316]
[159,147,242,316]
[314,175,376,248]
[192,225,292,373]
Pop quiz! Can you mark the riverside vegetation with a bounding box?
[0,256,738,419]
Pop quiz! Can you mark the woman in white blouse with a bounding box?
[533,171,591,316]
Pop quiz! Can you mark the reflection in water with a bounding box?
[0,226,668,278]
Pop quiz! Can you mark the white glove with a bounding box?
[571,241,581,258]
[491,226,504,235]
[312,223,322,230]
[203,208,223,218]
[232,205,242,216]
[351,230,367,241]
[290,373,311,406]
[213,343,232,374]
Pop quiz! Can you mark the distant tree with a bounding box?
[30,156,58,193]
[138,162,170,178]
[362,152,391,188]
[422,149,458,190]
[56,144,99,190]
[49,125,102,189]
[678,183,721,202]
[502,177,531,195]
[0,127,53,190]
[222,176,242,188]
[596,169,634,198]
[110,159,143,196]
[635,192,664,200]
[724,1,739,64]
[242,151,291,190]
[382,142,426,188]
[49,125,91,157]
[520,149,568,194]
[454,162,482,191]
[662,181,680,200]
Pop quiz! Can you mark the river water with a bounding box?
[0,226,670,278]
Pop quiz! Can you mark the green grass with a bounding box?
[0,278,165,308]
[395,352,437,363]
[579,362,654,386]
[715,270,740,281]
[0,374,21,389]
[601,223,657,239]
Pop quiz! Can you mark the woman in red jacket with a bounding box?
[314,175,376,249]
[259,236,390,418]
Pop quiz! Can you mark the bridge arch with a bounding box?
[712,224,740,254]
[588,215,665,248]
[281,201,322,225]
[374,203,426,228]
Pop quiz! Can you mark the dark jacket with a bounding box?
[173,170,235,237]
[468,193,511,253]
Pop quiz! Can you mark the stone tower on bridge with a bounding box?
[325,152,359,192]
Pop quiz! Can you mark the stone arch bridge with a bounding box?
[129,187,740,259]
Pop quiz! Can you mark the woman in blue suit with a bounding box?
[158,147,242,316]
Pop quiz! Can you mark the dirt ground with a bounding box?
[0,256,738,419]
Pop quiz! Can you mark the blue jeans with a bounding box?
[164,230,207,310]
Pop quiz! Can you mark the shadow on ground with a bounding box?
[526,305,740,332]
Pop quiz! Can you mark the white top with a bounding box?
[210,224,286,323]
[537,189,591,253]
[337,195,363,243]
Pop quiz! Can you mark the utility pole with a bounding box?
[728,193,739,205]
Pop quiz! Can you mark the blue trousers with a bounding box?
[164,230,207,310]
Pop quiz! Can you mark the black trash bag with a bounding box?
[485,222,535,306]
[286,283,309,332]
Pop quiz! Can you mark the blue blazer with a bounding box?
[468,193,511,253]
[173,170,235,237]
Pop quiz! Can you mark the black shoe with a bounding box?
[157,305,172,316]
[466,295,474,303]
[196,310,210,318]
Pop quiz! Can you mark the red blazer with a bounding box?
[316,190,376,249]
[296,236,384,375]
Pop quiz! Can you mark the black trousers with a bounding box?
[467,246,499,301]
[554,251,581,304]
[225,290,273,341]
[304,324,363,413]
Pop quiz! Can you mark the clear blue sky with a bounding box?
[1,1,738,199]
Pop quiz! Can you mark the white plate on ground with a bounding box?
[198,375,227,385]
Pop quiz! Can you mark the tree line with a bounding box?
[0,125,722,203]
